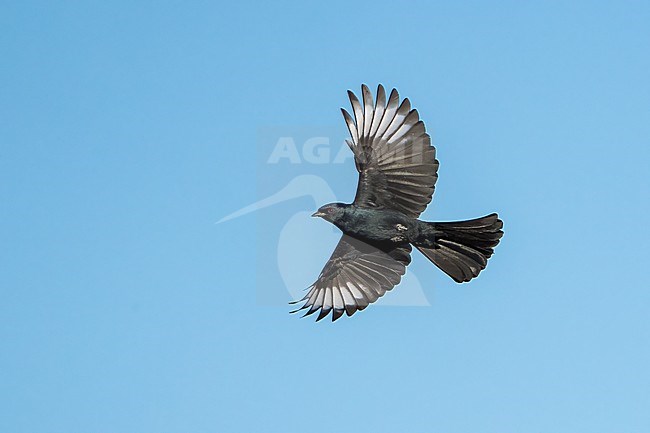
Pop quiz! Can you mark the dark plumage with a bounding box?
[291,85,503,322]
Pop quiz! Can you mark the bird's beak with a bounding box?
[312,211,325,218]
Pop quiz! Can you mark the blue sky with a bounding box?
[1,1,649,432]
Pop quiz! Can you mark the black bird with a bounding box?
[291,85,503,322]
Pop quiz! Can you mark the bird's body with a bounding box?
[291,85,504,322]
[321,205,418,246]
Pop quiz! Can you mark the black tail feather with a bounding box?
[415,213,503,283]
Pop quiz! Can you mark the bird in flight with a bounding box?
[291,84,503,322]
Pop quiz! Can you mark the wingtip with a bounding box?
[332,308,345,322]
[288,289,310,304]
[315,309,330,322]
[376,84,386,101]
[288,296,305,305]
[361,84,373,98]
[289,304,307,314]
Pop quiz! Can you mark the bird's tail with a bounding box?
[414,213,503,283]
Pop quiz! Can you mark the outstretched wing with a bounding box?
[291,235,411,322]
[342,84,439,218]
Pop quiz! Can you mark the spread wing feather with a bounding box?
[290,235,411,322]
[342,84,439,218]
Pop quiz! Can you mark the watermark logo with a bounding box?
[218,127,431,307]
[266,136,354,165]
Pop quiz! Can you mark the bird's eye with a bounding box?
[327,208,335,214]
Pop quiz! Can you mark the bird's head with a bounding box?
[312,202,348,223]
